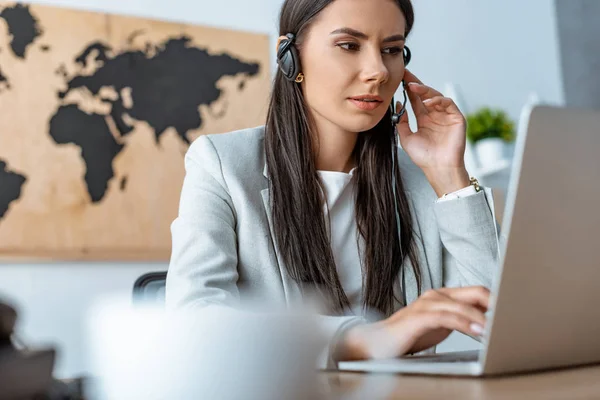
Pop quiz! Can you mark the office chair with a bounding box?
[132,271,167,305]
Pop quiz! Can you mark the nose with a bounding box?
[360,48,389,85]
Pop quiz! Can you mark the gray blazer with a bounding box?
[165,125,500,366]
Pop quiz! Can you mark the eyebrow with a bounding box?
[329,27,405,43]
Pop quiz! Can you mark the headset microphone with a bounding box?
[391,85,408,126]
[391,45,411,126]
[391,45,411,308]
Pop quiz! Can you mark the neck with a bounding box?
[311,113,359,173]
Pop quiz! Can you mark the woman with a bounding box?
[166,0,499,368]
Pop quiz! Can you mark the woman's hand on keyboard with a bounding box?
[337,286,489,361]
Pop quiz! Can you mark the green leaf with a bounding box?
[466,107,516,144]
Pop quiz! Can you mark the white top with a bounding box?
[317,167,363,314]
[317,168,477,314]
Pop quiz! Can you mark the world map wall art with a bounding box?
[0,3,270,260]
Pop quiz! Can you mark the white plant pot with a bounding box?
[475,138,506,169]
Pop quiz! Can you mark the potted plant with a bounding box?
[466,107,515,168]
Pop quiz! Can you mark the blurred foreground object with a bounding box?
[84,298,326,400]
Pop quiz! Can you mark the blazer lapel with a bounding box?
[402,193,434,305]
[261,162,303,305]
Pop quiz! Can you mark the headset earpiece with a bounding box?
[277,33,302,82]
[403,45,411,66]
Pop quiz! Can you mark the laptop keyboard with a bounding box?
[403,350,480,363]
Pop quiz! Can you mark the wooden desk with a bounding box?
[319,365,600,399]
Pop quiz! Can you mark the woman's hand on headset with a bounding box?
[335,286,490,361]
[395,69,471,197]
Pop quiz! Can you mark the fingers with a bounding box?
[402,72,454,118]
[422,96,462,115]
[436,286,491,311]
[403,68,444,100]
[429,310,483,338]
[403,69,423,85]
[370,286,491,359]
[408,82,444,101]
[406,82,427,117]
[429,297,486,328]
[418,288,489,336]
[420,289,487,325]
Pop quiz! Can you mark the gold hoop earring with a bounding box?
[295,72,304,83]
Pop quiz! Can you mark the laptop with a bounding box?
[339,105,600,376]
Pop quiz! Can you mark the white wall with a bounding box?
[407,0,564,119]
[1,0,561,378]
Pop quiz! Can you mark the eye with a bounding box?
[337,42,360,51]
[337,43,403,56]
[382,46,403,55]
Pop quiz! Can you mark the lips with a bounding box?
[349,95,383,102]
[348,95,383,111]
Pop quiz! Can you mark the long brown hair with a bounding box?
[265,0,421,316]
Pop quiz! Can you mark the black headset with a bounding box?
[276,32,412,308]
[276,33,302,82]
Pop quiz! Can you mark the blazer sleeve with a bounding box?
[433,188,501,289]
[165,135,240,310]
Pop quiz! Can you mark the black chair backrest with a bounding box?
[132,272,168,305]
